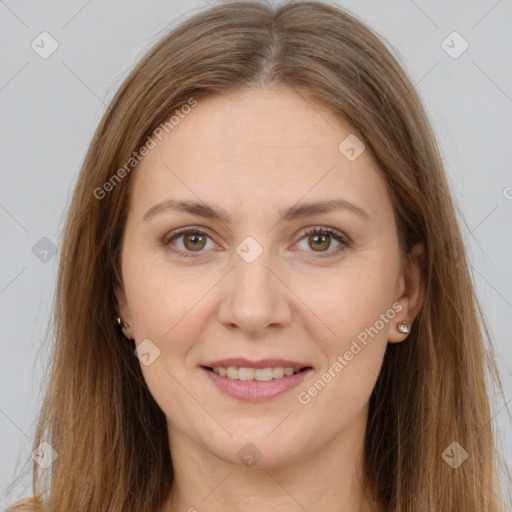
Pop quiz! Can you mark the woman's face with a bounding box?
[116,87,422,468]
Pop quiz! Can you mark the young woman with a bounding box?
[8,1,509,510]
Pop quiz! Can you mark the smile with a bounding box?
[201,365,313,402]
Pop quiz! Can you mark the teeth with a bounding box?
[211,366,302,381]
[226,366,238,379]
[272,367,284,378]
[238,367,255,381]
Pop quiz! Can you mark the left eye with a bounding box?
[294,226,349,257]
[162,226,349,258]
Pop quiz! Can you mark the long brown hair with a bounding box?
[7,1,509,510]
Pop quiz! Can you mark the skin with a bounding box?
[115,87,424,512]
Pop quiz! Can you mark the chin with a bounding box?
[202,425,311,469]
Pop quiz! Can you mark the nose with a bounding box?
[217,249,292,336]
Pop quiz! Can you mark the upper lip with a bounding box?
[202,358,312,370]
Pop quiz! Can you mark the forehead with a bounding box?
[128,87,389,221]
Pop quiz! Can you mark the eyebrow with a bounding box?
[143,198,369,223]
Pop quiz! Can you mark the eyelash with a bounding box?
[161,226,350,259]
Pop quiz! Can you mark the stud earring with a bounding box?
[116,316,130,330]
[397,320,410,334]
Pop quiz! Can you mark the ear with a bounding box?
[388,242,425,343]
[115,282,134,340]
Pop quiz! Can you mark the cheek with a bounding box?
[295,258,398,404]
[306,258,399,344]
[122,250,210,379]
[125,259,208,424]
[123,246,202,338]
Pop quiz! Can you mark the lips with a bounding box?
[200,357,314,402]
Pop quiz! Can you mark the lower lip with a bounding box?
[201,367,313,402]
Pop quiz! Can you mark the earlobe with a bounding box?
[388,242,425,344]
[114,283,133,339]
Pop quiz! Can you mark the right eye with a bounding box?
[162,227,217,257]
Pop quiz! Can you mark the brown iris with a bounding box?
[309,233,331,251]
[183,233,207,251]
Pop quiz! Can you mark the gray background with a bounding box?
[1,0,511,506]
